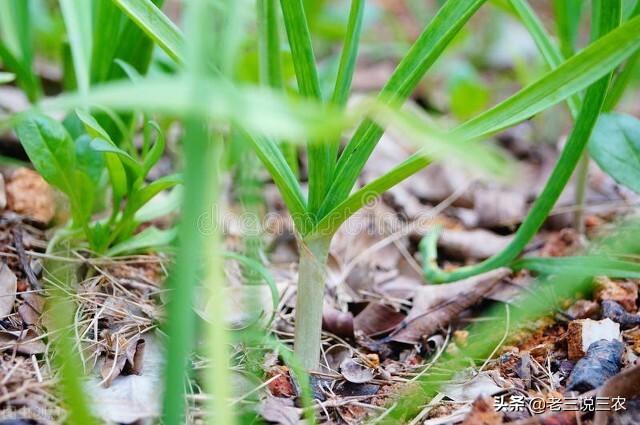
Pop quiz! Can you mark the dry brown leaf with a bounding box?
[18,292,44,326]
[473,188,527,227]
[5,168,55,223]
[322,304,354,338]
[0,329,46,354]
[594,364,640,425]
[438,229,512,260]
[461,396,503,425]
[101,336,146,386]
[340,357,376,384]
[0,262,17,317]
[101,353,127,387]
[442,371,506,402]
[595,277,638,313]
[88,333,163,423]
[565,299,600,320]
[0,173,6,209]
[391,269,509,344]
[353,302,405,337]
[258,396,300,425]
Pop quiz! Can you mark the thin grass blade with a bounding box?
[319,0,487,218]
[279,0,332,214]
[112,0,184,64]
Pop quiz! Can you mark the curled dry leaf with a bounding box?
[0,263,17,317]
[258,396,300,425]
[0,329,46,355]
[88,333,163,423]
[101,336,146,387]
[340,357,376,384]
[322,304,354,338]
[18,293,44,326]
[353,301,405,337]
[473,188,527,227]
[391,268,509,344]
[0,173,6,209]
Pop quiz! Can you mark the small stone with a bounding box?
[601,300,640,328]
[566,339,624,392]
[567,318,621,360]
[5,168,55,223]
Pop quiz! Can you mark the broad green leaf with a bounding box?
[106,226,177,256]
[73,170,96,225]
[513,256,640,278]
[0,72,15,84]
[75,135,105,185]
[104,153,129,202]
[589,112,640,193]
[111,0,185,64]
[15,113,76,194]
[76,109,132,199]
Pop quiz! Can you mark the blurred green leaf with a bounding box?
[42,77,349,142]
[448,67,489,120]
[513,255,640,278]
[0,72,15,84]
[589,112,640,193]
[59,0,92,95]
